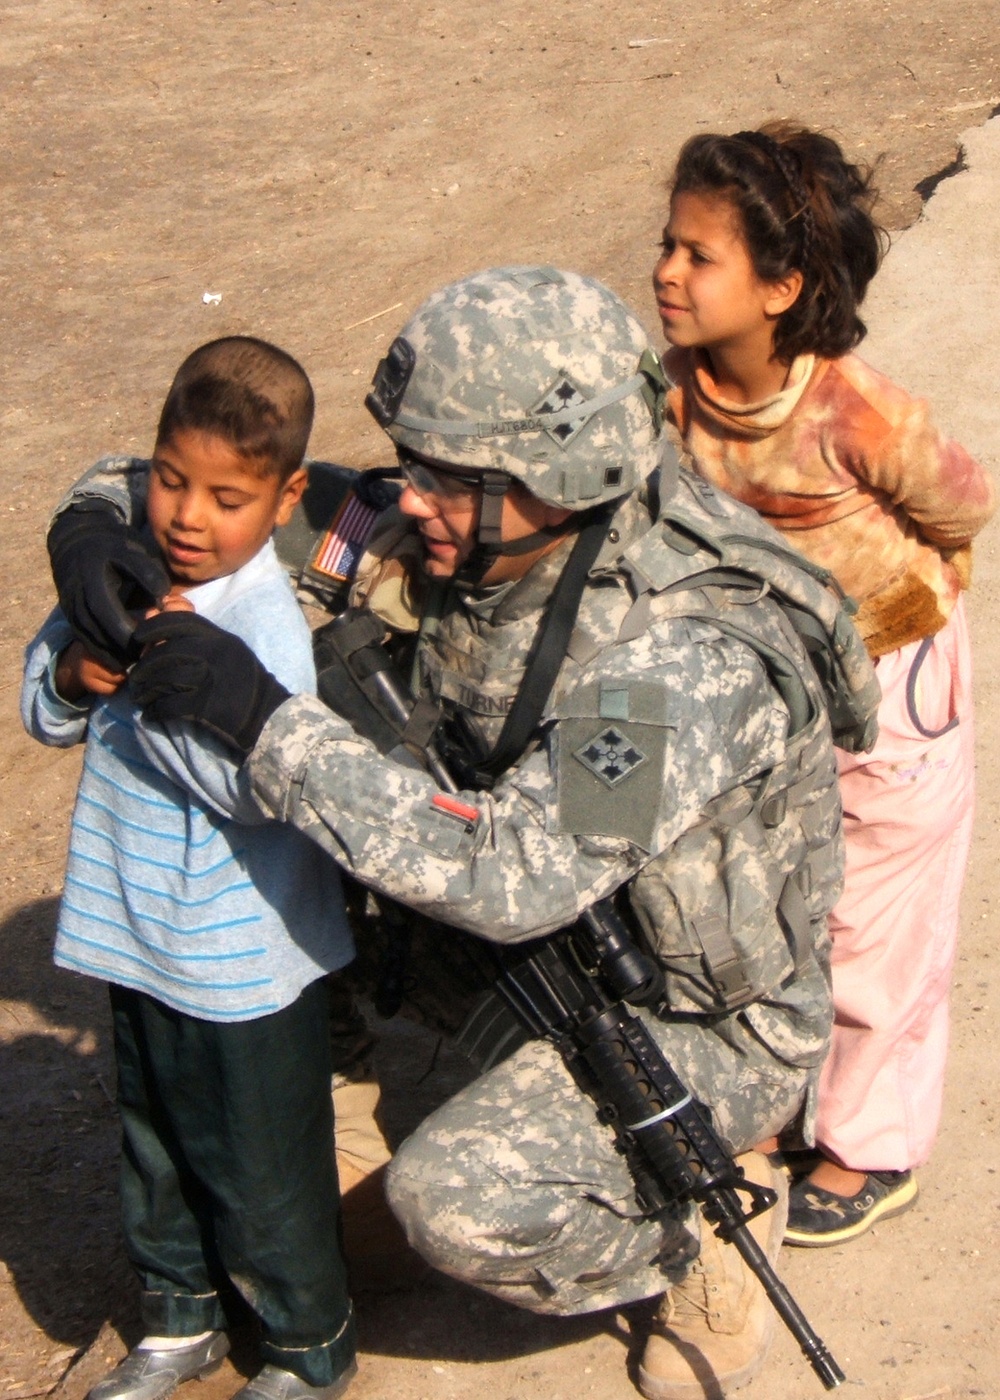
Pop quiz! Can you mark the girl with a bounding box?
[652,122,995,1246]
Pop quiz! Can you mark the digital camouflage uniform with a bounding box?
[60,449,843,1316]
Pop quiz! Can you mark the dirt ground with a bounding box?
[2,2,1000,1398]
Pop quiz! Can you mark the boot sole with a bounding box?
[784,1176,919,1247]
[233,1357,359,1400]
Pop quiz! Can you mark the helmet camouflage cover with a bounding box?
[366,265,665,510]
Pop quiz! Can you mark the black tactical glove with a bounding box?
[129,612,291,756]
[47,502,171,669]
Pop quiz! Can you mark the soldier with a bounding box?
[47,267,854,1399]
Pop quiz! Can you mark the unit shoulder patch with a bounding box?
[554,679,674,851]
[573,726,648,789]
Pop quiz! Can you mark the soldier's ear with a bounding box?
[505,479,572,530]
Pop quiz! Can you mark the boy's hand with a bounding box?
[47,502,171,669]
[54,641,127,703]
[145,594,196,617]
[129,612,290,756]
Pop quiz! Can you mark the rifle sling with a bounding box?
[468,506,612,787]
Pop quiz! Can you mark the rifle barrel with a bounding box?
[722,1212,845,1389]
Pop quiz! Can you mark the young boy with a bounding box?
[22,338,358,1400]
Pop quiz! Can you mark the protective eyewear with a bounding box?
[398,454,482,503]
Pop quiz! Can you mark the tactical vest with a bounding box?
[559,468,878,1022]
[276,460,880,1024]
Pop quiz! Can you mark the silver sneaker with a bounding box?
[233,1359,358,1399]
[87,1333,229,1400]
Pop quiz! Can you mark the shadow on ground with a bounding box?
[0,897,139,1369]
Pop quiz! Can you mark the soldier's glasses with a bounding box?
[398,454,482,503]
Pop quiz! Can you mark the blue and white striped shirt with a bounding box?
[22,540,354,1021]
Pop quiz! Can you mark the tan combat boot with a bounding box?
[638,1150,788,1400]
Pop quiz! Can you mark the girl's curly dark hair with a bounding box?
[669,121,887,362]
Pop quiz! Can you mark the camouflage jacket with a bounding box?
[58,455,843,1071]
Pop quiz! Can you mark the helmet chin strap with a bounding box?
[454,470,572,587]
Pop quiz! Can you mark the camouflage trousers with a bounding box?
[385,1008,811,1316]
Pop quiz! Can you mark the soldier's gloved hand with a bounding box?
[129,612,291,756]
[47,502,171,669]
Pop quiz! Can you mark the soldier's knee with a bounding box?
[384,1135,468,1264]
[383,1146,431,1246]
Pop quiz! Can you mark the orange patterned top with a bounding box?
[665,348,995,656]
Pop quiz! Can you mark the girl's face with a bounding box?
[652,191,797,365]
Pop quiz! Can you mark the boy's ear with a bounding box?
[274,467,308,528]
[764,269,804,317]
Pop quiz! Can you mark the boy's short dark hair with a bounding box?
[157,336,315,479]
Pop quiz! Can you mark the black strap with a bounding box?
[470,507,612,786]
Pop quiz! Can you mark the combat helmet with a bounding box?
[365,266,665,583]
[366,266,664,504]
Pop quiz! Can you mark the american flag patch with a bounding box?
[310,491,380,581]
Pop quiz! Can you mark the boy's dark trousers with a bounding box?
[109,980,356,1387]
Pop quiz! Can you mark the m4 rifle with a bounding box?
[315,606,844,1391]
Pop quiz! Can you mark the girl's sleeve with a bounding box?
[856,395,995,547]
[20,608,92,748]
[121,709,271,825]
